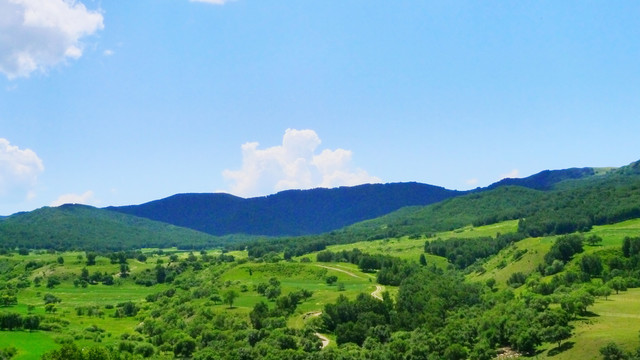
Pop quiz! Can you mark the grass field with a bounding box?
[217,261,387,328]
[528,288,640,359]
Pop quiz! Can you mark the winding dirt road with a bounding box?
[310,264,386,348]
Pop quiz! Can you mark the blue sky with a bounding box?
[1,0,639,216]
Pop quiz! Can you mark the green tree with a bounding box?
[325,275,338,285]
[581,254,603,276]
[86,252,97,266]
[419,253,427,266]
[542,324,572,348]
[174,337,197,358]
[586,235,603,246]
[608,277,627,294]
[224,290,239,309]
[600,342,629,360]
[23,314,40,331]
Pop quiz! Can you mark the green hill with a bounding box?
[339,160,640,241]
[0,204,226,251]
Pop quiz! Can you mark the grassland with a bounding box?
[2,218,640,359]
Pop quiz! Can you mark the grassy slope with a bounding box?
[299,220,518,266]
[217,261,380,328]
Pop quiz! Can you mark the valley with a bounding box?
[1,160,640,359]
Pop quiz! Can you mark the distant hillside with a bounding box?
[108,183,463,236]
[338,160,640,241]
[0,205,224,251]
[485,167,596,190]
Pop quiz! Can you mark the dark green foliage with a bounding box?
[622,237,640,258]
[600,342,630,360]
[544,234,584,264]
[425,233,525,269]
[507,272,527,288]
[581,253,603,276]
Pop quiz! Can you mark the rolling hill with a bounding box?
[0,204,223,251]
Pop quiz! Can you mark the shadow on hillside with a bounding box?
[547,341,575,357]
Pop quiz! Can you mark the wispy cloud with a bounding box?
[223,129,381,197]
[51,190,97,207]
[0,138,44,201]
[0,0,104,79]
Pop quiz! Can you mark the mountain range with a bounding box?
[1,161,638,251]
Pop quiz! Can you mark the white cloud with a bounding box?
[103,49,114,56]
[51,190,97,207]
[0,0,104,79]
[500,169,520,180]
[0,138,44,200]
[189,0,233,4]
[223,129,381,197]
[465,178,479,186]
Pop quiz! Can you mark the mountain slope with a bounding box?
[108,183,463,236]
[0,205,222,251]
[339,160,640,240]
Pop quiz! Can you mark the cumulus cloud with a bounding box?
[51,190,97,207]
[0,0,104,79]
[0,138,44,200]
[223,129,381,197]
[189,0,233,5]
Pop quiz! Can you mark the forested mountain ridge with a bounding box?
[106,166,605,237]
[107,183,464,236]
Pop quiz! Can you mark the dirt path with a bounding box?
[315,332,330,349]
[310,264,385,348]
[314,264,364,279]
[371,285,385,300]
[304,311,330,349]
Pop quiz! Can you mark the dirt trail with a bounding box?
[314,264,364,278]
[315,332,330,349]
[371,285,385,300]
[310,264,386,348]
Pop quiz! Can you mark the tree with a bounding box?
[86,252,97,266]
[485,278,496,291]
[155,265,166,284]
[580,254,603,276]
[542,324,572,348]
[419,253,427,266]
[0,295,17,307]
[586,235,603,246]
[23,315,40,332]
[174,337,197,358]
[57,256,64,265]
[325,275,338,285]
[608,277,627,294]
[120,263,130,278]
[600,342,629,360]
[224,290,239,309]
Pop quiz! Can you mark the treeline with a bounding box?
[316,249,420,286]
[425,232,526,269]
